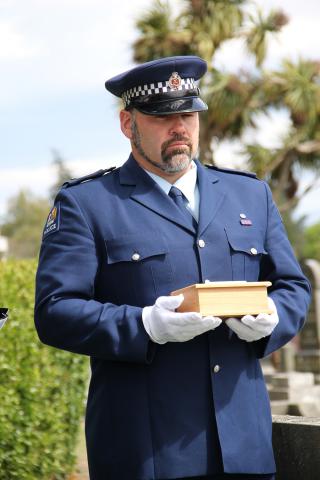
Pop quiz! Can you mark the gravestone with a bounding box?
[272,415,320,480]
[295,259,320,384]
[266,259,320,415]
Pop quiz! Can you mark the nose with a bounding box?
[168,115,187,136]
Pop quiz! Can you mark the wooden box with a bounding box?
[171,281,272,317]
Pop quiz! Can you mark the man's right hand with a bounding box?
[142,294,222,344]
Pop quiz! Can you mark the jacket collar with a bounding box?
[196,160,225,235]
[119,154,225,235]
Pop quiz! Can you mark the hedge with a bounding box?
[0,259,89,479]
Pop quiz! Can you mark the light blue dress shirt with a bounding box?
[144,161,200,222]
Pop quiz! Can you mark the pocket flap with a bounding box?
[225,228,267,255]
[105,233,169,264]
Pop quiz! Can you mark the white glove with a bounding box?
[225,297,279,342]
[142,294,222,344]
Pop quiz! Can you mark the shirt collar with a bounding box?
[144,161,198,200]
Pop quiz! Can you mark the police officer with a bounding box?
[35,56,310,480]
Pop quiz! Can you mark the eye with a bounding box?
[149,115,165,122]
[181,113,195,119]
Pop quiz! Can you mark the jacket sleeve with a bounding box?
[255,182,311,357]
[34,188,154,363]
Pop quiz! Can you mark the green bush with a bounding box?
[0,259,88,479]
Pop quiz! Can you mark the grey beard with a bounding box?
[131,117,195,173]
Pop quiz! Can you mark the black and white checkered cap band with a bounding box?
[122,78,196,107]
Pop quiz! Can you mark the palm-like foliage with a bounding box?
[200,70,264,161]
[244,9,289,66]
[180,0,245,61]
[134,1,192,61]
[133,0,246,63]
[132,0,320,218]
[262,60,320,129]
[246,60,320,211]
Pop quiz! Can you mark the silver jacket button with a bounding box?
[240,213,247,219]
[131,252,140,261]
[212,365,220,373]
[250,247,258,255]
[198,239,206,248]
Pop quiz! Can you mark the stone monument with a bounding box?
[295,259,320,384]
[265,259,320,416]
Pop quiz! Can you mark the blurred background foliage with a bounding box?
[0,151,73,259]
[0,260,88,479]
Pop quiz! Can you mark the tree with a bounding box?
[132,0,320,217]
[245,59,320,212]
[280,212,307,260]
[1,152,73,258]
[303,222,320,261]
[49,150,73,202]
[1,190,50,258]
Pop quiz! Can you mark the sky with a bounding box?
[1,0,320,224]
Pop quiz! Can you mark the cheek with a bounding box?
[186,119,199,143]
[191,131,199,152]
[143,132,162,154]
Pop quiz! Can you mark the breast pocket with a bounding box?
[105,232,173,306]
[225,227,267,281]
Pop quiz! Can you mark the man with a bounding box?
[35,56,310,480]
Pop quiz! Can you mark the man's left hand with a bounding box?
[225,297,279,342]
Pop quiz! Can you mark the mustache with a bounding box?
[161,135,192,154]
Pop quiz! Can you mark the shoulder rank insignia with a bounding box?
[62,166,117,188]
[43,203,60,238]
[205,164,257,179]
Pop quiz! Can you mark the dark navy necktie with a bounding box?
[169,186,197,229]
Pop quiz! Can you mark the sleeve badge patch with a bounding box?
[43,203,60,238]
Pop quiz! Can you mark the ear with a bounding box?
[120,110,133,139]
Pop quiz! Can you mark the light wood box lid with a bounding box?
[171,281,272,317]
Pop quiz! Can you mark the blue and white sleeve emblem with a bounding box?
[43,203,60,238]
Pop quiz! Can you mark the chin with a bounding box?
[163,154,191,173]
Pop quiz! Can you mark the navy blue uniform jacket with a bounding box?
[35,155,310,480]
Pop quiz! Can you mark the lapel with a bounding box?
[119,155,196,233]
[196,161,226,236]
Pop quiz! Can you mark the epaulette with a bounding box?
[205,164,257,179]
[62,166,117,188]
